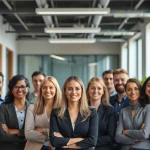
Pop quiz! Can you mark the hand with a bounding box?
[140,123,145,129]
[54,132,63,137]
[35,127,44,133]
[2,124,19,135]
[2,124,9,133]
[122,130,128,135]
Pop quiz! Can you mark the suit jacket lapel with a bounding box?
[8,103,19,129]
[64,109,74,132]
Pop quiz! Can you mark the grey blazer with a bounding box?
[115,104,150,150]
[25,104,53,150]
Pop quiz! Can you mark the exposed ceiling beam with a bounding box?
[118,0,145,30]
[2,0,29,31]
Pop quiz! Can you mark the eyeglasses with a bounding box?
[13,85,27,90]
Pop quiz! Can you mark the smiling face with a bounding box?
[103,73,114,90]
[146,80,150,100]
[32,74,45,91]
[114,73,128,94]
[88,81,104,102]
[12,80,28,100]
[125,82,140,104]
[65,80,82,103]
[42,80,56,101]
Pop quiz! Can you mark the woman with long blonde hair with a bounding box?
[25,76,61,150]
[50,76,98,150]
[87,77,116,150]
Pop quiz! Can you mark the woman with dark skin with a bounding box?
[0,75,30,150]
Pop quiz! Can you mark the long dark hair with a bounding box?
[5,75,30,104]
[125,78,145,107]
[141,76,150,105]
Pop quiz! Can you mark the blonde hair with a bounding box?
[58,76,91,120]
[86,77,110,106]
[34,76,61,115]
[113,68,128,76]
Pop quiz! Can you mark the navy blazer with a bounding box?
[50,108,98,150]
[95,104,116,150]
[0,101,30,150]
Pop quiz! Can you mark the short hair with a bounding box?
[34,76,62,115]
[102,70,113,78]
[125,78,145,107]
[86,77,110,106]
[113,68,128,76]
[31,71,46,78]
[0,72,4,82]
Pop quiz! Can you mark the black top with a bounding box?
[50,108,98,150]
[95,104,116,150]
[0,101,30,149]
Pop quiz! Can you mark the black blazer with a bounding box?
[50,108,98,150]
[95,104,116,150]
[0,101,30,150]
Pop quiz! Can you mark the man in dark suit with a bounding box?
[110,69,129,123]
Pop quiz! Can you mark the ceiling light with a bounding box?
[100,31,135,36]
[49,38,96,44]
[45,27,101,33]
[36,8,110,15]
[50,55,66,61]
[113,12,150,18]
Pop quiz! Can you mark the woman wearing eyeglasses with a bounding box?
[0,75,30,150]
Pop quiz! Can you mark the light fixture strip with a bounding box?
[49,38,96,44]
[50,55,66,61]
[36,8,110,15]
[45,27,101,33]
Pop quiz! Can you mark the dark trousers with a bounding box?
[41,145,50,150]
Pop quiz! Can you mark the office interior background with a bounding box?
[0,0,150,95]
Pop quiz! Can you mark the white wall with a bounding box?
[0,15,17,97]
[17,40,120,55]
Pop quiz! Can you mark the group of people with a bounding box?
[0,69,150,150]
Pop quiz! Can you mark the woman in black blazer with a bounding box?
[0,75,30,150]
[86,77,116,150]
[50,76,98,150]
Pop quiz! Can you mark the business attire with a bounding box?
[0,100,30,150]
[110,90,117,97]
[110,94,129,122]
[50,108,98,150]
[0,95,4,104]
[25,104,53,150]
[115,104,150,150]
[95,104,116,150]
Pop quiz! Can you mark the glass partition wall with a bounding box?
[18,55,119,91]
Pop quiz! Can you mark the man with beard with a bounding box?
[29,71,46,103]
[0,72,4,104]
[102,70,117,97]
[110,69,129,123]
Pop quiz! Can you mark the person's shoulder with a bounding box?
[144,104,150,111]
[51,108,60,116]
[110,94,118,101]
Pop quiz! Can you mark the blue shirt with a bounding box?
[15,106,26,129]
[0,95,4,104]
